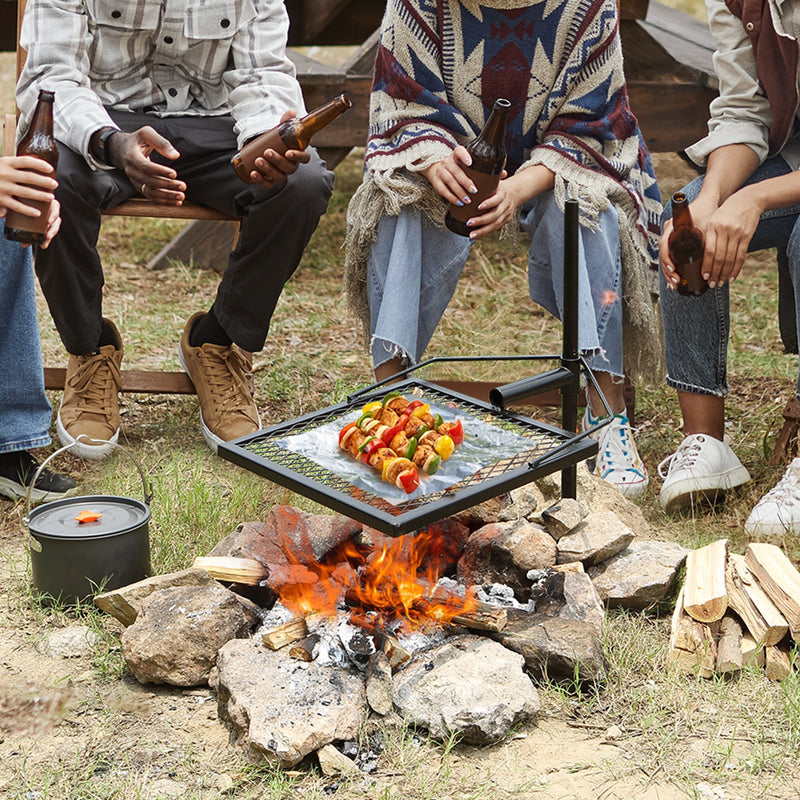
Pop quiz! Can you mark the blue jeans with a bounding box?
[367,191,624,376]
[0,220,53,452]
[660,156,800,397]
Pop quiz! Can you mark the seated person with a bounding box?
[658,0,800,536]
[17,0,335,459]
[344,0,663,498]
[0,155,76,502]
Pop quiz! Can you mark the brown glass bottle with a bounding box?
[4,90,58,245]
[668,191,707,297]
[231,94,352,183]
[444,98,511,237]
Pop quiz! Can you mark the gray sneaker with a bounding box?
[658,434,751,513]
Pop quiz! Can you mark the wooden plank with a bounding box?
[45,367,196,394]
[286,0,386,46]
[146,219,238,273]
[2,113,15,156]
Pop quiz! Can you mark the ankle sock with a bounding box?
[189,307,232,348]
[96,320,118,349]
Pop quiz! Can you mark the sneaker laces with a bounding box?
[67,349,122,416]
[657,435,707,480]
[758,463,800,506]
[596,415,644,476]
[195,346,257,420]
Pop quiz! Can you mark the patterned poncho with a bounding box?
[344,0,664,380]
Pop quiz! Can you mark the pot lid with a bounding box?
[28,495,151,540]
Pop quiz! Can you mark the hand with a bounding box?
[111,127,186,205]
[701,191,762,286]
[0,155,58,218]
[459,171,522,239]
[421,146,476,205]
[39,198,62,248]
[660,195,716,290]
[248,110,310,188]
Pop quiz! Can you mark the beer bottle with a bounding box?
[668,191,707,297]
[4,89,59,245]
[231,94,352,183]
[445,98,511,237]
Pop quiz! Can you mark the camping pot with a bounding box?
[24,439,153,605]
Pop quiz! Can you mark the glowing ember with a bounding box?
[269,530,477,630]
[601,290,618,306]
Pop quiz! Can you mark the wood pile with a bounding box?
[669,541,800,680]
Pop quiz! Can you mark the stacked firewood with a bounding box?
[669,541,800,680]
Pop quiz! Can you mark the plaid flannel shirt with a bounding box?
[16,0,305,168]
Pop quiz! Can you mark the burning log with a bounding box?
[683,539,728,623]
[193,556,266,586]
[289,634,321,663]
[346,612,412,669]
[725,554,788,646]
[745,543,800,641]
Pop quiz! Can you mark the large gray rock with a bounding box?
[556,510,635,566]
[121,584,254,686]
[575,462,651,536]
[458,520,557,601]
[392,635,539,745]
[539,498,587,540]
[533,569,606,636]
[588,540,687,610]
[212,638,365,767]
[491,609,606,684]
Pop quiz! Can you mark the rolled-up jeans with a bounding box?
[367,191,624,377]
[660,155,800,398]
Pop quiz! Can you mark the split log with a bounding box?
[745,543,800,641]
[715,614,743,675]
[765,641,793,681]
[346,613,412,669]
[683,539,728,623]
[192,556,266,586]
[289,633,321,662]
[668,586,717,678]
[740,632,765,669]
[725,554,788,646]
[261,616,310,650]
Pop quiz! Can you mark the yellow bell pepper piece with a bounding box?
[434,434,454,460]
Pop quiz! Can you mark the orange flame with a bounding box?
[270,530,477,630]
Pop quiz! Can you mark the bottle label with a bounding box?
[446,167,502,224]
[231,127,287,183]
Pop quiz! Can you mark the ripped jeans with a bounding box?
[366,191,624,376]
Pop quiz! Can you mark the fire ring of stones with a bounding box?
[95,468,688,770]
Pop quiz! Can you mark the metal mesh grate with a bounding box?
[219,380,595,535]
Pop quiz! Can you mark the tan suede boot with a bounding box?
[56,319,123,460]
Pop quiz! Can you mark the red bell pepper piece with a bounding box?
[398,468,420,494]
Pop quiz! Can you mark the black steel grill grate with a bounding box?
[219,379,597,536]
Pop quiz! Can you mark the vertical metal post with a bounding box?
[561,199,580,498]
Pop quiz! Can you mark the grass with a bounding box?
[3,2,800,794]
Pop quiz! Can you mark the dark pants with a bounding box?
[35,110,334,355]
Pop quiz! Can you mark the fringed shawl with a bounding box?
[344,0,664,382]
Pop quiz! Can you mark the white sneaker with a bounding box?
[658,434,751,513]
[744,458,800,538]
[582,409,648,499]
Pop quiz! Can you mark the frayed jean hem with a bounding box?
[665,376,727,397]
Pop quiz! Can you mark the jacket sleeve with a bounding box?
[684,0,771,167]
[17,0,117,168]
[226,0,305,147]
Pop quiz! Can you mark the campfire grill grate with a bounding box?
[219,377,597,537]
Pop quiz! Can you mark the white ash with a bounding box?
[256,600,297,634]
[476,582,535,612]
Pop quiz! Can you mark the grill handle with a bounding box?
[488,367,574,409]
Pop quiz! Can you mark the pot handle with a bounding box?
[24,436,153,523]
